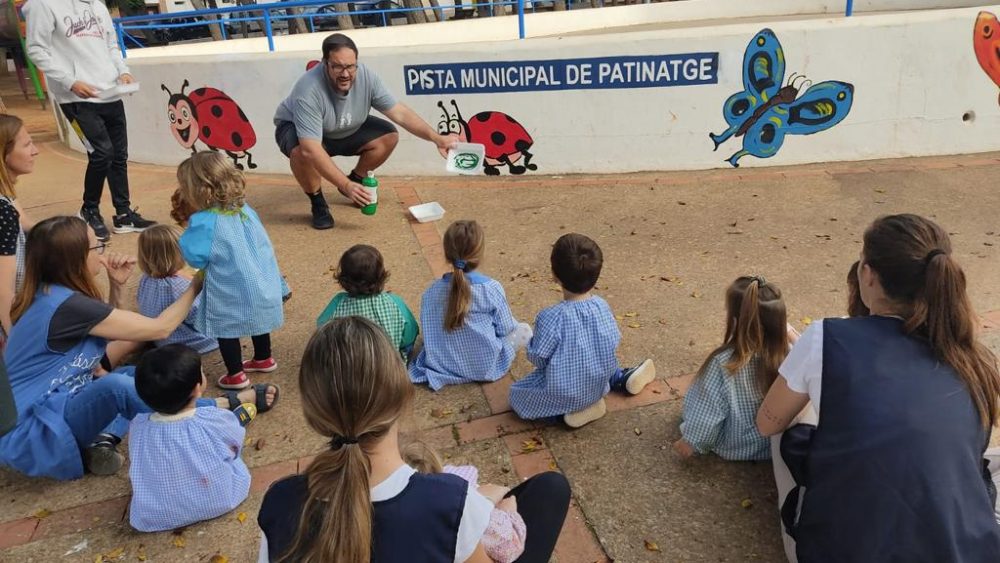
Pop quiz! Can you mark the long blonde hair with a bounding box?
[442,220,485,331]
[0,115,25,199]
[281,316,414,563]
[863,214,1000,427]
[697,276,787,395]
[176,151,246,212]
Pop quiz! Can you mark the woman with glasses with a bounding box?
[0,216,210,479]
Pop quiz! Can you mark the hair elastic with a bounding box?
[925,249,946,263]
[751,275,767,286]
[453,259,467,270]
[329,435,359,450]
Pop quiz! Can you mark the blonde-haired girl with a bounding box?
[136,225,217,354]
[408,220,528,390]
[674,275,788,460]
[176,151,289,390]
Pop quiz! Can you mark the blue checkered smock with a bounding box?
[409,272,517,390]
[128,406,251,532]
[509,296,622,419]
[679,348,770,461]
[137,274,219,354]
[179,205,288,339]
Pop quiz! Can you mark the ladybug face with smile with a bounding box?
[167,98,198,149]
[974,11,1000,90]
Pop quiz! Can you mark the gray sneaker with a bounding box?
[82,433,123,475]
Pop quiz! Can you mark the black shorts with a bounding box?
[274,116,397,158]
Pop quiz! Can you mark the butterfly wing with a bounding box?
[726,81,854,167]
[974,12,1000,89]
[711,29,787,149]
[784,81,854,136]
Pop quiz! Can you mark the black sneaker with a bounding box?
[311,202,334,230]
[82,433,123,475]
[112,208,156,234]
[79,207,110,242]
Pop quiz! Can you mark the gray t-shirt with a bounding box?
[274,63,397,140]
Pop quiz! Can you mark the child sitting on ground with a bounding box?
[136,224,218,354]
[509,233,655,428]
[409,220,530,390]
[673,276,787,460]
[176,151,290,390]
[402,442,527,563]
[317,244,418,360]
[128,344,279,532]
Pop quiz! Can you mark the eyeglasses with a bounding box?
[89,242,109,255]
[328,63,358,74]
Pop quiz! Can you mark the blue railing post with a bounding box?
[115,21,127,58]
[263,7,275,51]
[845,0,853,17]
[517,0,524,39]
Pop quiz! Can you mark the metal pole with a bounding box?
[845,0,853,17]
[263,8,274,51]
[517,0,524,39]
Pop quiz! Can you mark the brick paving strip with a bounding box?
[5,144,1000,556]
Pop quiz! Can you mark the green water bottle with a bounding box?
[361,171,378,216]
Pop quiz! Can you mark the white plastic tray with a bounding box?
[96,82,140,100]
[409,202,445,223]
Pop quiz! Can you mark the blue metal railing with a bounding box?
[113,0,555,55]
[114,0,857,57]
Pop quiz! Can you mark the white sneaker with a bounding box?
[563,398,607,428]
[623,359,656,395]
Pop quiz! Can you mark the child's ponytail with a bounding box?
[442,220,485,332]
[699,276,786,395]
[864,214,1000,428]
[281,317,414,563]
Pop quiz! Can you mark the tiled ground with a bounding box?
[2,88,1000,562]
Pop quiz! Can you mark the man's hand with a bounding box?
[435,134,457,159]
[119,73,135,85]
[103,253,137,286]
[338,181,372,207]
[70,81,98,99]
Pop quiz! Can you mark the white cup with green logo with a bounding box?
[446,142,486,175]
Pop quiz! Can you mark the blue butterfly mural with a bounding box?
[710,29,855,168]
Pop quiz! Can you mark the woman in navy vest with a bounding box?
[0,216,203,479]
[757,213,1000,562]
[258,317,571,563]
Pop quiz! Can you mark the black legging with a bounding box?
[218,334,271,376]
[505,471,571,563]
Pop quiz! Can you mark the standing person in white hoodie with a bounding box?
[25,0,155,242]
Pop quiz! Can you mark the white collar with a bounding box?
[370,464,415,502]
[150,408,198,422]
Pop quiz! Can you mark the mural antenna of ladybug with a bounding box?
[161,80,258,170]
[437,99,537,176]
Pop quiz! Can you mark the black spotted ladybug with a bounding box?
[437,99,537,176]
[161,80,258,170]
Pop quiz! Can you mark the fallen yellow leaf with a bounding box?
[690,291,701,298]
[614,315,624,321]
[429,408,453,419]
[548,459,558,471]
[105,547,124,560]
[209,555,229,563]
[644,539,661,552]
[741,498,754,509]
[627,323,641,329]
[32,508,51,519]
[801,317,813,326]
[237,512,247,524]
[521,439,540,453]
[173,535,186,548]
[624,312,638,318]
[137,544,147,561]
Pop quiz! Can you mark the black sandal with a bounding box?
[222,383,280,413]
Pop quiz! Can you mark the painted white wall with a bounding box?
[91,4,1000,175]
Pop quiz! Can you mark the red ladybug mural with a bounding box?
[160,80,258,170]
[437,100,537,176]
